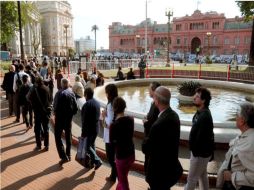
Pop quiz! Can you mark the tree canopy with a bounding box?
[0,1,38,49]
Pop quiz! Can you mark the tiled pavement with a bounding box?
[0,96,151,190]
[0,84,185,190]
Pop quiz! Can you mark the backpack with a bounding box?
[16,73,22,90]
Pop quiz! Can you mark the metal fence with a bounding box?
[67,59,254,84]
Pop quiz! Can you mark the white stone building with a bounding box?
[36,1,74,57]
[74,36,95,55]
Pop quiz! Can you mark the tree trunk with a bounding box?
[249,18,254,66]
[18,1,24,60]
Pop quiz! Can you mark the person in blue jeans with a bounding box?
[81,87,102,170]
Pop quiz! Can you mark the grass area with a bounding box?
[0,61,12,72]
[99,64,249,78]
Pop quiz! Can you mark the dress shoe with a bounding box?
[33,146,41,151]
[105,176,116,183]
[59,159,68,166]
[94,161,102,170]
[14,119,20,123]
[43,147,49,151]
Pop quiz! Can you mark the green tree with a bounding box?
[0,2,37,51]
[91,25,99,52]
[237,1,254,66]
[0,2,18,50]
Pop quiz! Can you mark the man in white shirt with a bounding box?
[13,63,30,122]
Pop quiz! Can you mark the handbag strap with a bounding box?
[34,87,47,113]
[227,155,233,170]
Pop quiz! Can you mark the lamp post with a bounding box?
[136,35,140,54]
[166,8,173,65]
[206,32,211,56]
[17,1,24,60]
[63,24,69,77]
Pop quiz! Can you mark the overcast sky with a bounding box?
[69,0,242,49]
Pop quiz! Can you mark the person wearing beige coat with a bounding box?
[72,75,84,98]
[217,102,254,190]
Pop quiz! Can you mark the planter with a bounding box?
[177,94,194,104]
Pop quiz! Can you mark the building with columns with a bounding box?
[9,2,42,58]
[109,10,252,56]
[36,1,74,57]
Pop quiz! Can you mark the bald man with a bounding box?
[1,65,16,116]
[142,86,183,190]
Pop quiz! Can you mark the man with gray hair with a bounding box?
[142,86,183,190]
[53,78,78,166]
[217,102,254,189]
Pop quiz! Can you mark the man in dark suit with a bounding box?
[27,76,51,151]
[142,86,183,190]
[53,78,78,166]
[81,87,102,170]
[1,65,15,116]
[143,81,161,175]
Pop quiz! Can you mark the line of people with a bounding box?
[2,60,254,190]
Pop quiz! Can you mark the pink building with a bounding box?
[109,10,252,56]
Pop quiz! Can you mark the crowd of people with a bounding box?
[1,58,254,190]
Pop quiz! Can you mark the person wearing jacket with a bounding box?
[185,87,214,190]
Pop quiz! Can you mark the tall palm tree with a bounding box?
[91,25,99,52]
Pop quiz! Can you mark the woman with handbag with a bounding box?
[217,102,254,190]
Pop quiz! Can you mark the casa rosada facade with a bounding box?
[109,10,252,56]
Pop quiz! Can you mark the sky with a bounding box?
[69,0,242,49]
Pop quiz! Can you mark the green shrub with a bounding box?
[0,61,12,72]
[177,81,202,96]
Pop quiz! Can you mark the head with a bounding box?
[105,84,118,103]
[19,63,24,71]
[25,65,32,72]
[153,86,171,110]
[22,75,29,84]
[35,76,43,86]
[118,66,122,71]
[9,65,15,72]
[75,75,81,82]
[129,68,133,72]
[82,71,88,79]
[149,81,161,98]
[113,97,126,114]
[193,87,211,109]
[61,78,69,89]
[84,87,94,100]
[236,102,254,131]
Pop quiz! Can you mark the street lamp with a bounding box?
[63,24,69,77]
[166,8,173,65]
[136,35,140,54]
[206,32,212,56]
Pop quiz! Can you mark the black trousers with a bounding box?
[22,104,33,127]
[34,113,49,148]
[7,93,15,116]
[54,118,72,160]
[105,143,117,179]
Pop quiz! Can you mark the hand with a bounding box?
[223,170,232,181]
[101,110,107,118]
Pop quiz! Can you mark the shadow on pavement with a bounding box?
[1,150,43,172]
[0,136,35,153]
[1,164,64,190]
[47,169,95,190]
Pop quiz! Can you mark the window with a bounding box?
[224,38,230,45]
[176,24,182,31]
[213,36,218,45]
[176,38,181,45]
[244,37,251,44]
[212,22,219,29]
[235,37,240,45]
[184,38,187,46]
